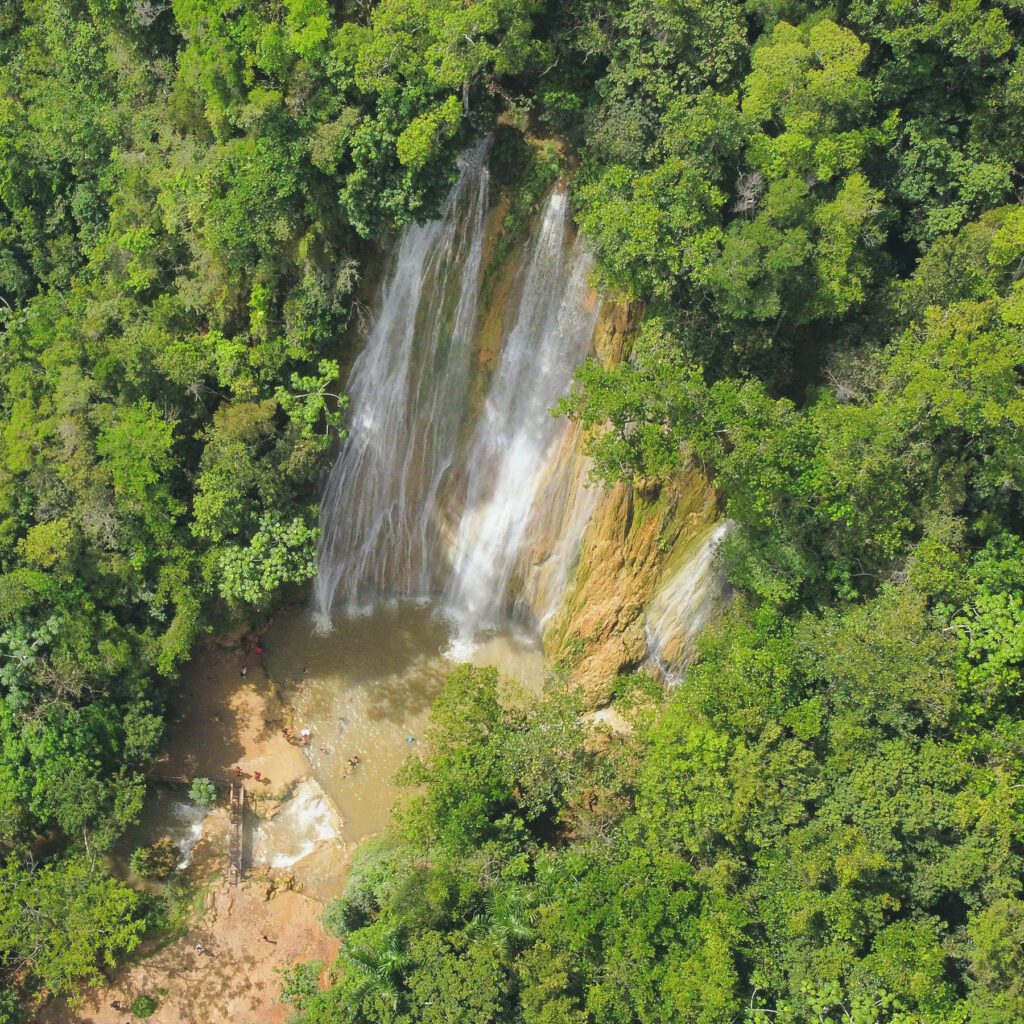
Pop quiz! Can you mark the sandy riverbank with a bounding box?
[156,631,311,804]
[42,605,550,1023]
[40,632,343,1024]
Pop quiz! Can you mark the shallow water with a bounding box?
[264,603,546,843]
[109,785,214,885]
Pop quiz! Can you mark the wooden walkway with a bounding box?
[228,782,245,885]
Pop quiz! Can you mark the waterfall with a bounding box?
[443,187,600,648]
[313,143,490,627]
[645,520,733,679]
[313,146,600,646]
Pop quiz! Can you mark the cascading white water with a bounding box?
[645,520,734,679]
[313,143,490,627]
[443,187,600,648]
[313,146,600,647]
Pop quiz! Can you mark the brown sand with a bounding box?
[155,633,311,802]
[38,634,341,1024]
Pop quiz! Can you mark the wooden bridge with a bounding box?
[228,782,245,885]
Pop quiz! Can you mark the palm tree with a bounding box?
[467,882,536,951]
[340,928,413,1015]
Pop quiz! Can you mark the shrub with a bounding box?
[130,994,157,1018]
[129,838,181,880]
[188,777,217,807]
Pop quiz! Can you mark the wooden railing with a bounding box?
[228,782,244,885]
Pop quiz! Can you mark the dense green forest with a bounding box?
[1,0,1023,1020]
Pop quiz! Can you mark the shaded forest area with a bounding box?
[1,1,1023,1021]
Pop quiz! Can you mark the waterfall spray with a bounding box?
[314,145,600,649]
[442,186,600,649]
[645,520,734,679]
[313,143,491,628]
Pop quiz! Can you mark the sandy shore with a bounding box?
[156,631,312,803]
[39,633,342,1024]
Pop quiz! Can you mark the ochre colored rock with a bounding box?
[545,468,719,709]
[592,298,641,368]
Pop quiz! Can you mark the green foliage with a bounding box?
[397,97,464,172]
[129,838,182,880]
[187,777,217,808]
[288,668,606,1024]
[575,160,724,300]
[0,855,144,1002]
[545,6,1024,1006]
[279,959,325,1011]
[217,514,319,605]
[563,204,1024,608]
[0,0,528,1002]
[290,543,1024,1021]
[3,0,1024,1015]
[273,11,1024,1018]
[129,993,158,1018]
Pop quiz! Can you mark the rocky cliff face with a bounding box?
[541,299,727,709]
[330,168,729,704]
[544,467,721,708]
